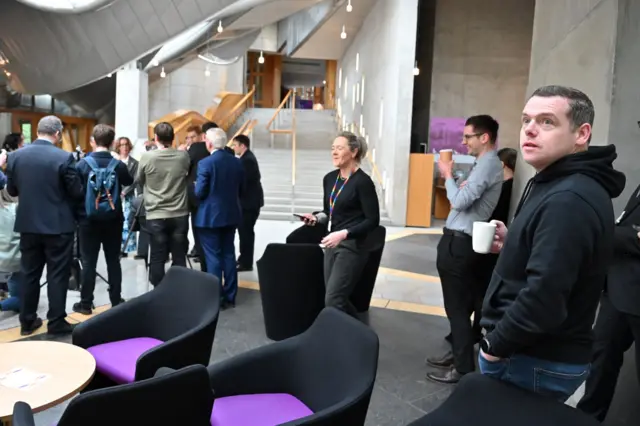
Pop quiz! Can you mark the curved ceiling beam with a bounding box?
[13,0,119,14]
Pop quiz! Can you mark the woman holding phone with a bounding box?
[301,131,380,316]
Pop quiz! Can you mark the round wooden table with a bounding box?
[0,341,96,425]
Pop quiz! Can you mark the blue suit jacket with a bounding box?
[194,149,244,229]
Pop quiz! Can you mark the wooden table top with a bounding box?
[0,341,96,421]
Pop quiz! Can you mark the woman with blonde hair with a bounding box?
[0,188,21,312]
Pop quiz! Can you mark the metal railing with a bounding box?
[266,89,297,219]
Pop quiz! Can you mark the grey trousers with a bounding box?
[323,239,369,316]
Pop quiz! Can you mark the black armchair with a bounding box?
[207,307,379,425]
[257,243,326,341]
[12,365,214,426]
[286,222,328,244]
[408,373,601,426]
[72,266,220,390]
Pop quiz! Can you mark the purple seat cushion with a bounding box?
[210,393,313,426]
[87,337,164,384]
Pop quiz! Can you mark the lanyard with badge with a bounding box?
[328,171,353,230]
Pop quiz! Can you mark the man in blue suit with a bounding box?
[195,128,244,309]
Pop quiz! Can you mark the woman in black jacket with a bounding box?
[301,131,380,316]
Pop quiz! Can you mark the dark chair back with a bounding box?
[408,373,601,426]
[12,366,213,426]
[286,223,328,244]
[350,226,386,312]
[293,307,380,425]
[257,243,326,341]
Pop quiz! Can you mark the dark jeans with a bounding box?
[79,220,123,306]
[0,271,22,312]
[199,226,238,303]
[147,215,189,286]
[577,293,640,421]
[190,208,206,272]
[137,216,150,259]
[479,353,589,403]
[436,232,486,374]
[237,209,260,268]
[323,239,368,317]
[20,232,74,330]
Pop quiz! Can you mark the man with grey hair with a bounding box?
[5,115,84,335]
[194,127,244,309]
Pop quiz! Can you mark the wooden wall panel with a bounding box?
[406,153,435,227]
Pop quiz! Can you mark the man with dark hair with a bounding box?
[232,134,264,271]
[479,85,625,402]
[75,124,132,314]
[5,115,84,335]
[426,114,504,384]
[137,122,190,286]
[201,122,219,133]
[185,124,210,269]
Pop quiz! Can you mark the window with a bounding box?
[344,77,348,98]
[20,121,32,144]
[356,53,359,72]
[356,83,360,105]
[352,85,356,110]
[361,75,365,105]
[15,0,113,13]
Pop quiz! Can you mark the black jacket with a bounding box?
[239,149,264,211]
[481,145,626,364]
[187,142,211,210]
[606,184,640,316]
[6,140,84,234]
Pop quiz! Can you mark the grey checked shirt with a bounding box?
[444,150,504,236]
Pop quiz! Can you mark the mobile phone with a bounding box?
[293,214,305,220]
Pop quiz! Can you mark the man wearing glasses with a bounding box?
[426,115,504,384]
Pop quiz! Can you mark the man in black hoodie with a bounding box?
[479,85,626,402]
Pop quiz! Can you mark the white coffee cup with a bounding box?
[472,221,497,254]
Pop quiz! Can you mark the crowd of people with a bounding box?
[0,117,265,333]
[0,84,638,423]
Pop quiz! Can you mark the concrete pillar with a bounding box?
[512,0,639,215]
[115,61,148,159]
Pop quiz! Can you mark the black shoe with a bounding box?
[72,303,92,316]
[20,317,44,336]
[133,254,146,260]
[426,367,465,384]
[111,298,125,307]
[47,320,76,335]
[120,252,128,258]
[220,300,236,310]
[237,264,253,272]
[426,350,454,368]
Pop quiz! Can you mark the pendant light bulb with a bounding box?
[346,0,353,12]
[151,59,159,67]
[107,73,112,78]
[160,67,166,78]
[413,61,420,76]
[340,25,347,39]
[217,20,223,33]
[205,66,211,77]
[258,51,265,64]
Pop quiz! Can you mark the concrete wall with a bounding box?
[429,0,535,149]
[148,57,244,121]
[336,0,419,225]
[512,0,621,213]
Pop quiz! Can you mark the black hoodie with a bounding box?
[481,145,626,364]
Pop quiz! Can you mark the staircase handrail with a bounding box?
[217,86,256,131]
[266,89,294,133]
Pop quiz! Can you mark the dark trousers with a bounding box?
[323,239,369,317]
[19,232,74,330]
[577,293,640,421]
[199,226,238,303]
[237,208,260,268]
[137,216,150,259]
[190,208,206,272]
[78,220,122,307]
[436,232,485,374]
[147,215,189,286]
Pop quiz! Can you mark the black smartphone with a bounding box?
[293,214,305,221]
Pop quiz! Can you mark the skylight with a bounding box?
[16,0,116,13]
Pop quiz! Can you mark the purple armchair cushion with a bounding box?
[210,393,313,426]
[87,337,164,384]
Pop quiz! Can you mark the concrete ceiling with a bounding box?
[0,0,247,94]
[293,0,377,59]
[227,0,322,30]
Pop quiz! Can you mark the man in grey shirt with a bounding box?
[138,122,190,286]
[426,115,504,384]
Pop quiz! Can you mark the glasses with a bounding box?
[463,133,484,140]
